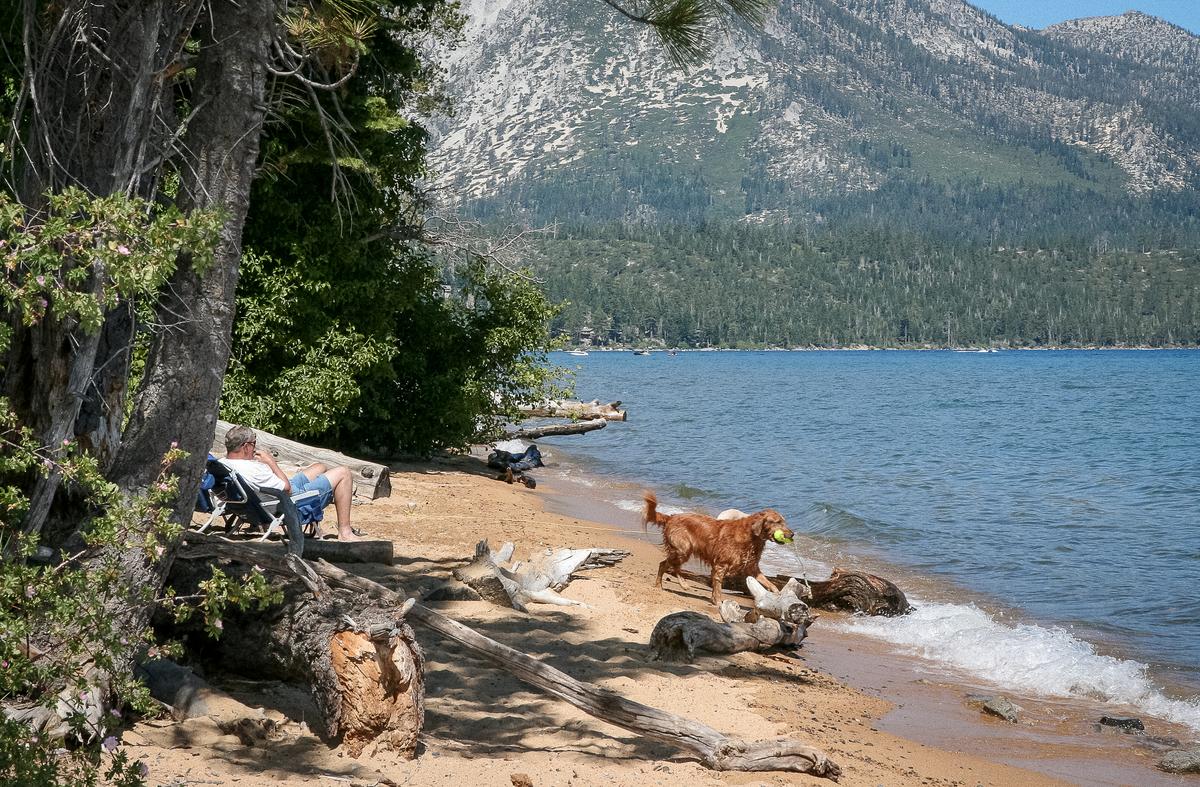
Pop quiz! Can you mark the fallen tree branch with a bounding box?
[518,399,627,421]
[505,418,607,440]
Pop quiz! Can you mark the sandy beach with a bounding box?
[135,453,1195,786]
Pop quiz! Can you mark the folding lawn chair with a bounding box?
[194,456,323,555]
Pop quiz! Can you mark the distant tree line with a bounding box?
[526,221,1200,348]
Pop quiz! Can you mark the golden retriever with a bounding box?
[643,492,793,605]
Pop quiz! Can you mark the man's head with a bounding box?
[225,425,257,457]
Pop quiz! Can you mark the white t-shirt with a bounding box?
[221,458,285,491]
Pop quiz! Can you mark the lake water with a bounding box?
[532,349,1200,732]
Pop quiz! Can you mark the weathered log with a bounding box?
[649,611,807,662]
[788,568,909,617]
[301,558,839,778]
[506,418,607,440]
[453,540,589,611]
[677,567,909,617]
[300,538,394,565]
[213,419,391,500]
[578,548,631,570]
[169,544,423,757]
[746,577,813,625]
[519,399,627,421]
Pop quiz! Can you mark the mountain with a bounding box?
[423,1,1200,349]
[427,0,1200,223]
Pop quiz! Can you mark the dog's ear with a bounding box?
[750,514,769,538]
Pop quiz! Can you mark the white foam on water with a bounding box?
[833,600,1200,733]
[612,497,688,516]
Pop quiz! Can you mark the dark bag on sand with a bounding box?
[487,444,544,472]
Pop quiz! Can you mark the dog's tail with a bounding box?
[643,491,660,532]
[643,491,672,530]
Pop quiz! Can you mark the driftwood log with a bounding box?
[506,418,607,440]
[745,577,813,626]
[212,419,391,501]
[783,569,909,617]
[650,612,807,662]
[451,540,617,610]
[172,539,423,757]
[519,399,627,421]
[676,567,909,616]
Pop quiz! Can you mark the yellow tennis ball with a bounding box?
[773,529,792,544]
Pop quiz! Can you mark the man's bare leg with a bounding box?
[323,466,356,540]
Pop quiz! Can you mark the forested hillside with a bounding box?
[531,223,1200,348]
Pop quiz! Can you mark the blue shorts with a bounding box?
[289,472,333,521]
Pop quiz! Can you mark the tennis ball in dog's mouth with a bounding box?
[772,529,793,544]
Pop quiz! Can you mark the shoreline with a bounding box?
[137,454,1195,786]
[520,455,1197,784]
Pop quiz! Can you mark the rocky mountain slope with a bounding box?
[427,0,1200,222]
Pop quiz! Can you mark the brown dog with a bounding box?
[643,492,793,605]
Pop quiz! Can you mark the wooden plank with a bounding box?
[212,419,390,500]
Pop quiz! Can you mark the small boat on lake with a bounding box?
[567,349,589,357]
[632,349,651,356]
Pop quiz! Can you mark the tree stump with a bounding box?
[167,550,423,757]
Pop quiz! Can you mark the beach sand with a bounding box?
[132,453,1193,786]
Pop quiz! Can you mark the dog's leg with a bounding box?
[710,567,727,606]
[656,559,671,590]
[755,573,779,593]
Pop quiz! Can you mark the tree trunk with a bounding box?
[518,400,627,421]
[676,567,910,617]
[55,0,277,728]
[506,419,607,439]
[7,0,199,538]
[168,550,424,757]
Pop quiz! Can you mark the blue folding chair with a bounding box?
[195,456,321,555]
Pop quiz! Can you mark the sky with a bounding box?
[973,1,1199,34]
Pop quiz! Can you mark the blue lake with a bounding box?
[535,349,1200,729]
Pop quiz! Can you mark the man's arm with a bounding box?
[255,448,292,494]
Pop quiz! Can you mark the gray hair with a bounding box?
[224,424,257,453]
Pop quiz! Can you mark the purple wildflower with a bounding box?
[101,736,118,752]
[137,761,149,777]
[116,244,130,256]
[35,275,45,286]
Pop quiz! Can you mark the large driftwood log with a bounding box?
[776,568,910,617]
[303,557,839,778]
[212,419,391,500]
[676,567,909,617]
[519,399,627,421]
[649,611,807,662]
[506,418,607,440]
[171,541,423,757]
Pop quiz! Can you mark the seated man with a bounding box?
[222,424,357,541]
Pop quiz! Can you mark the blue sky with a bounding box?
[973,1,1198,34]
